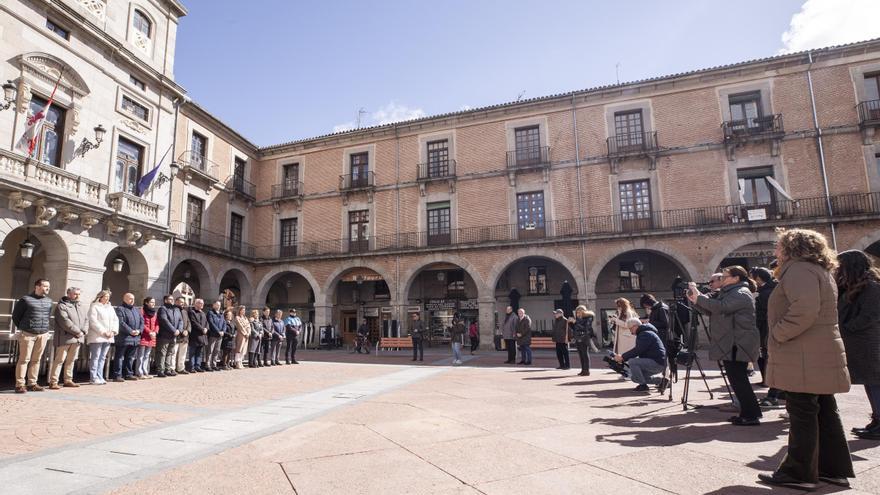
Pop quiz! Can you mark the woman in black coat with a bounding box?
[836,250,880,439]
[569,305,595,376]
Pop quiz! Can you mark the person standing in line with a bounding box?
[248,309,263,367]
[758,229,853,491]
[611,298,639,355]
[270,309,285,365]
[12,279,53,393]
[260,307,274,364]
[552,309,570,370]
[221,309,236,369]
[155,294,182,378]
[450,316,466,365]
[233,305,251,369]
[174,297,191,375]
[569,305,595,376]
[516,308,533,366]
[205,301,225,372]
[137,297,158,379]
[835,250,880,440]
[87,290,118,385]
[689,266,762,426]
[112,293,142,382]
[188,299,208,372]
[501,306,518,364]
[752,267,784,407]
[49,287,86,389]
[410,312,424,362]
[468,321,479,355]
[284,309,302,364]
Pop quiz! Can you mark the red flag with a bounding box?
[16,69,64,158]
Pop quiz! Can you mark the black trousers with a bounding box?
[470,336,479,352]
[575,341,591,374]
[412,337,423,360]
[285,330,298,362]
[493,335,502,351]
[504,339,516,362]
[777,392,854,482]
[723,360,761,420]
[555,343,570,368]
[261,338,272,362]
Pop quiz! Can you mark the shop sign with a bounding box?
[364,307,379,317]
[425,299,457,310]
[407,306,421,313]
[458,299,479,310]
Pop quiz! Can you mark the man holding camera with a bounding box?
[614,318,667,392]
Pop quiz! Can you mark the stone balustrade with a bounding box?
[106,191,163,225]
[0,150,107,204]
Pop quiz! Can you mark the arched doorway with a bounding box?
[404,262,481,345]
[264,271,316,324]
[219,268,252,309]
[593,249,692,344]
[715,242,776,273]
[491,256,580,337]
[327,267,392,346]
[170,259,211,301]
[101,247,149,304]
[0,227,68,325]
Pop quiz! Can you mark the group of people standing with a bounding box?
[11,285,304,393]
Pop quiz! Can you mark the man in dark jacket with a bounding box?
[174,297,191,374]
[615,319,667,391]
[410,312,424,362]
[188,299,209,372]
[260,307,274,363]
[50,287,87,389]
[156,295,182,377]
[205,301,225,371]
[501,306,518,364]
[112,293,143,382]
[552,309,570,370]
[355,320,371,354]
[515,308,532,365]
[641,294,679,375]
[12,279,53,393]
[751,268,777,386]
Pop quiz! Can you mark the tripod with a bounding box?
[675,303,715,410]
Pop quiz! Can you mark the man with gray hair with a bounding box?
[614,318,667,392]
[188,299,208,372]
[49,287,87,389]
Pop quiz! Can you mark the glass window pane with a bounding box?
[865,76,880,101]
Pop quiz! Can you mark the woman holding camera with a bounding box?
[758,229,852,491]
[570,305,596,376]
[688,265,761,426]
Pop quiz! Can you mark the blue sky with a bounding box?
[173,0,875,147]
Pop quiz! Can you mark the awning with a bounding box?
[765,176,793,201]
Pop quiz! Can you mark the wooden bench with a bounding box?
[530,337,557,349]
[376,337,414,353]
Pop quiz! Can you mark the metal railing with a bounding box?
[272,180,304,200]
[227,175,256,200]
[722,114,784,140]
[417,160,457,180]
[177,150,219,180]
[339,171,375,190]
[858,100,880,125]
[506,145,550,170]
[606,131,659,156]
[171,221,255,257]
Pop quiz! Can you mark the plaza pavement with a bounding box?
[0,348,878,494]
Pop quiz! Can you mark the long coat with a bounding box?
[767,259,850,394]
[693,281,760,363]
[516,315,532,346]
[551,317,568,343]
[501,312,518,340]
[838,280,880,385]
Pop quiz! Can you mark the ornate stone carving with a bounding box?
[121,118,147,135]
[58,210,80,225]
[76,0,107,21]
[16,80,31,114]
[105,219,124,235]
[34,201,57,226]
[124,226,142,247]
[9,192,32,212]
[81,214,100,230]
[19,53,91,97]
[71,107,81,134]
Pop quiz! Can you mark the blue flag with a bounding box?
[136,144,172,197]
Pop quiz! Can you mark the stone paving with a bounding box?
[0,348,878,494]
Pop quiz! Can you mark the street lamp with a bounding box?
[75,124,106,157]
[19,238,34,259]
[112,257,125,272]
[0,80,16,111]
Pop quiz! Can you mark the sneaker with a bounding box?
[27,384,44,392]
[48,383,61,390]
[757,472,817,491]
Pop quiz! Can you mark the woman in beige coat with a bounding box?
[758,229,853,491]
[233,305,251,369]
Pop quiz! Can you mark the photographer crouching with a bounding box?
[687,266,762,426]
[613,318,668,392]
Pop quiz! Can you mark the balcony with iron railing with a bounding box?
[722,114,784,141]
[858,100,880,127]
[339,171,375,191]
[272,180,304,201]
[226,175,256,201]
[506,145,550,171]
[606,131,659,157]
[179,192,880,262]
[177,150,219,184]
[170,221,255,258]
[417,160,457,181]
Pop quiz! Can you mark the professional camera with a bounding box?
[670,276,710,301]
[602,352,629,378]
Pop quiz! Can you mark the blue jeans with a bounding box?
[627,357,664,385]
[189,344,204,370]
[520,344,532,364]
[113,343,137,379]
[88,342,111,383]
[452,342,462,361]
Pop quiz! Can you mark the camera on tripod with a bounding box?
[602,351,629,378]
[670,276,709,302]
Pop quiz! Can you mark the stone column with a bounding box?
[478,298,497,351]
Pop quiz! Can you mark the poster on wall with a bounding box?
[364,307,379,317]
[425,299,457,311]
[459,299,479,310]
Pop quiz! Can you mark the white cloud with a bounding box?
[331,101,425,133]
[780,0,880,53]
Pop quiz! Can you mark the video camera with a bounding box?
[602,351,629,378]
[670,276,710,302]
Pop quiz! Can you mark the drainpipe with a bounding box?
[394,125,401,326]
[806,51,837,250]
[571,94,588,298]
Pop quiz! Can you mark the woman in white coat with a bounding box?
[87,290,119,384]
[611,297,639,355]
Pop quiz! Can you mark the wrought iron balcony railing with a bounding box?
[339,171,375,190]
[722,114,784,140]
[506,145,550,170]
[417,160,457,181]
[227,176,255,200]
[170,221,255,258]
[606,131,659,157]
[177,150,219,182]
[858,100,880,126]
[272,180,304,200]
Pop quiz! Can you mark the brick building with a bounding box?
[167,39,880,347]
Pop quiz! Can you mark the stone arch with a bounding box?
[102,246,150,304]
[399,253,489,302]
[853,230,880,254]
[0,223,69,303]
[704,230,780,275]
[485,247,585,297]
[586,243,699,299]
[218,267,255,307]
[320,260,397,307]
[254,265,322,307]
[170,258,215,299]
